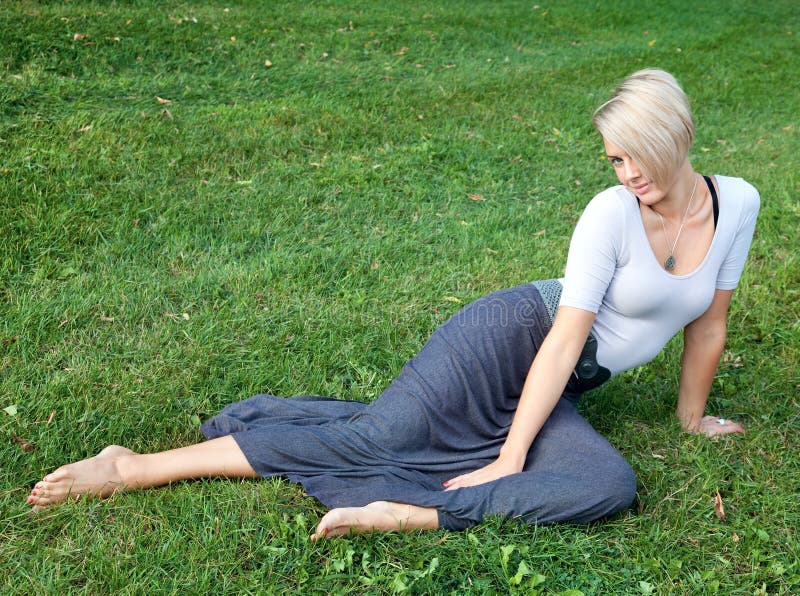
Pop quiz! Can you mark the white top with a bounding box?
[559,175,760,376]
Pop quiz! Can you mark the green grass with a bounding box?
[1,0,798,593]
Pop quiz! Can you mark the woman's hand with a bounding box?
[442,456,523,491]
[694,415,745,436]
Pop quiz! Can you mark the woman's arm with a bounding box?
[444,305,596,490]
[677,288,744,436]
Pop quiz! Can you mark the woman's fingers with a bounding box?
[699,415,745,436]
[443,459,519,491]
[442,473,472,491]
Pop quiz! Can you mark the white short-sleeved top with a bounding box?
[559,175,760,376]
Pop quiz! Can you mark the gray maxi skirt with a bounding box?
[201,283,636,530]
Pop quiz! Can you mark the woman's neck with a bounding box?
[651,161,698,222]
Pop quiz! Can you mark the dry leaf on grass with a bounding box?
[467,193,484,201]
[156,96,172,105]
[714,491,726,520]
[12,434,35,452]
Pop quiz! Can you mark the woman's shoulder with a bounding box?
[715,175,761,220]
[585,184,637,213]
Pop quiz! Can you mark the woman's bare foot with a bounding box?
[311,501,438,540]
[27,445,137,510]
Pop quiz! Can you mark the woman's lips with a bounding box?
[634,182,649,194]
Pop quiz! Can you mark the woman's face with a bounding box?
[602,138,666,204]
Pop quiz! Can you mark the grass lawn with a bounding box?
[1,0,798,593]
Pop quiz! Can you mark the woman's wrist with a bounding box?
[497,445,527,470]
[676,405,704,433]
[679,416,701,433]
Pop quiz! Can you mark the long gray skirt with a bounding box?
[201,283,636,530]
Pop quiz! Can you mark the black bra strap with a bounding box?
[703,175,719,229]
[634,175,718,229]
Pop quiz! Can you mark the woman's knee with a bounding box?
[591,458,637,518]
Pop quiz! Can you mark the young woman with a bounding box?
[27,69,759,540]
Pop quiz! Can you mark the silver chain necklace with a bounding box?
[653,175,698,271]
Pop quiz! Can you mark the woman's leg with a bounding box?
[27,436,257,510]
[430,398,637,530]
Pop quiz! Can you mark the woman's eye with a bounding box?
[609,157,623,166]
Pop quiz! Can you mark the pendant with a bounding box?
[664,255,676,271]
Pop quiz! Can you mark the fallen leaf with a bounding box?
[12,434,35,452]
[732,533,739,542]
[648,40,657,47]
[73,33,86,41]
[181,313,190,320]
[714,492,726,520]
[534,229,546,236]
[552,127,561,136]
[394,47,408,56]
[371,261,379,270]
[99,315,115,322]
[3,404,18,416]
[156,96,172,105]
[467,193,484,201]
[442,296,462,304]
[2,335,20,346]
[264,59,273,68]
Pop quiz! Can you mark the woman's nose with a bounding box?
[624,160,641,182]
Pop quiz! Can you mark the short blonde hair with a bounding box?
[593,69,695,188]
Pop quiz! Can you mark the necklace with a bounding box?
[653,175,698,271]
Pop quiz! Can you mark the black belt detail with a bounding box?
[567,334,611,393]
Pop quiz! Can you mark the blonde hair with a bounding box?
[593,69,695,188]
